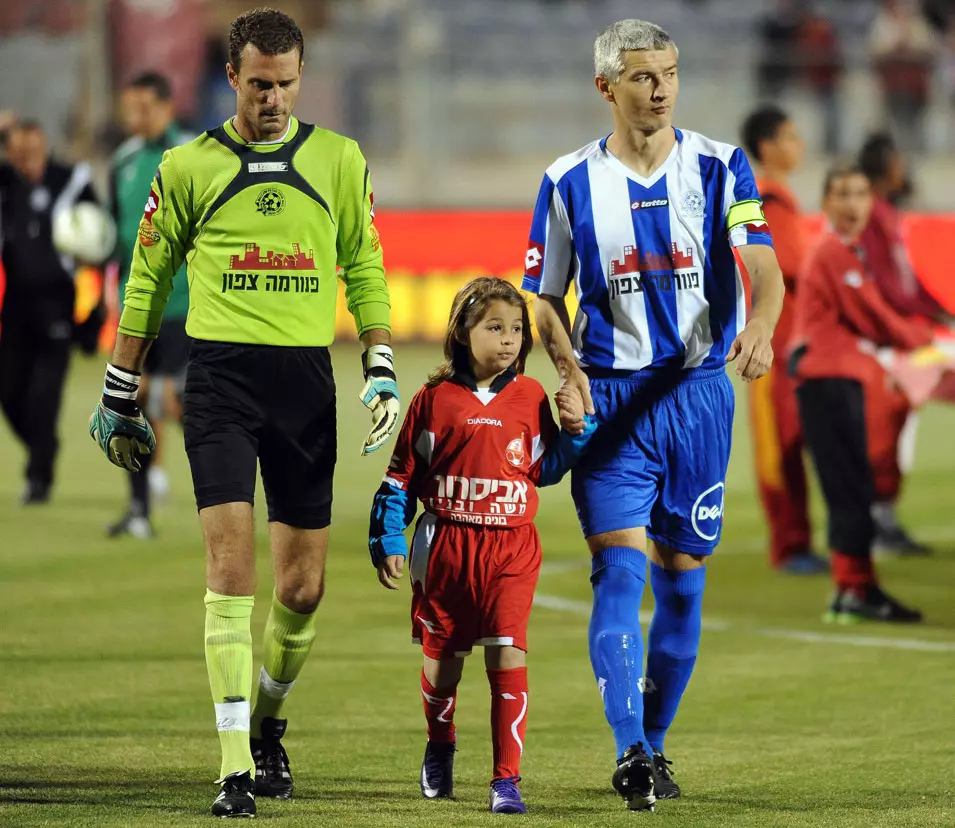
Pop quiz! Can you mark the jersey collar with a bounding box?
[599,127,681,189]
[451,366,517,393]
[223,116,299,148]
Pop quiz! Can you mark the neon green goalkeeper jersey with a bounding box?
[119,117,390,346]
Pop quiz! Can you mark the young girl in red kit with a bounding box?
[368,277,595,814]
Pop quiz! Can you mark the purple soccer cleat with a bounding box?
[489,776,527,814]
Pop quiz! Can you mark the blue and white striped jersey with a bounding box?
[522,129,773,372]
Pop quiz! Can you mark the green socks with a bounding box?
[250,592,318,738]
[204,590,255,780]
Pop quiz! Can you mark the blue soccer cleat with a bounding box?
[420,741,455,799]
[489,776,526,814]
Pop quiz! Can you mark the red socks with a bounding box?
[487,667,528,781]
[421,670,457,744]
[831,551,876,590]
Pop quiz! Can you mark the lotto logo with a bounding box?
[525,242,543,276]
[691,482,725,541]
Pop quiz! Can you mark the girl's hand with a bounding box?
[555,384,584,430]
[378,555,405,590]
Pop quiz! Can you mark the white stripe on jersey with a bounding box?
[586,157,653,369]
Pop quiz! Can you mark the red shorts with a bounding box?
[409,515,542,659]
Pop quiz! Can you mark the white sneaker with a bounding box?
[148,466,170,501]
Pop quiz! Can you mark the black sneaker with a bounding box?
[251,717,293,799]
[420,741,455,799]
[211,771,256,818]
[107,512,156,539]
[825,585,923,624]
[651,751,681,799]
[611,743,655,812]
[873,526,931,557]
[18,480,50,506]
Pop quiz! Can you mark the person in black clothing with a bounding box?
[0,119,100,504]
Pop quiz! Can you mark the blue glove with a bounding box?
[359,344,400,456]
[89,364,156,472]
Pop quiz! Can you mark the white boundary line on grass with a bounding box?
[532,594,955,653]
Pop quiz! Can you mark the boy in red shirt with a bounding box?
[790,162,930,622]
[369,278,595,813]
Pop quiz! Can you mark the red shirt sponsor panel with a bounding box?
[792,231,932,384]
[385,373,559,528]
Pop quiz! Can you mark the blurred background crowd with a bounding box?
[3,0,955,208]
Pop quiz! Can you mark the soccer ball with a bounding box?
[52,202,116,265]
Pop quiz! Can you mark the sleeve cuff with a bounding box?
[353,301,392,336]
[117,307,162,340]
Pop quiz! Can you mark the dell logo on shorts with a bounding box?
[691,482,725,541]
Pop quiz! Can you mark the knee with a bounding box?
[276,575,325,615]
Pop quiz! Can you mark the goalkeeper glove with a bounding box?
[89,363,156,471]
[359,343,400,456]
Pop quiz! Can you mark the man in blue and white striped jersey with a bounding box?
[523,19,785,812]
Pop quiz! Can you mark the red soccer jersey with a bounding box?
[384,370,559,528]
[791,230,932,384]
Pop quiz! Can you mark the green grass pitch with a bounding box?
[1,344,953,827]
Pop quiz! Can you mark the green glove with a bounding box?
[89,364,156,471]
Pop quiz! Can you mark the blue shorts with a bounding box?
[571,367,734,554]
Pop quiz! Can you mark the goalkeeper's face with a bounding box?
[598,46,679,135]
[229,44,303,140]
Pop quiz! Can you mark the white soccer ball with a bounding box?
[52,201,116,265]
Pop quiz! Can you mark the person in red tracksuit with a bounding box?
[790,161,931,623]
[858,133,942,556]
[368,277,595,813]
[741,105,827,575]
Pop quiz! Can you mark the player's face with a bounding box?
[824,173,873,239]
[765,120,804,173]
[597,46,679,134]
[121,88,173,141]
[10,127,47,183]
[228,45,302,140]
[468,300,525,382]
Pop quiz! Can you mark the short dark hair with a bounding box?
[128,71,172,101]
[229,7,304,71]
[858,132,897,183]
[823,159,867,198]
[741,105,790,163]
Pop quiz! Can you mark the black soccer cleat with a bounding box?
[251,717,293,799]
[825,585,923,624]
[873,525,931,557]
[612,743,656,811]
[106,511,156,539]
[651,751,681,799]
[420,740,456,799]
[211,770,256,818]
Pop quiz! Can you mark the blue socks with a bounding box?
[588,546,649,760]
[643,563,706,756]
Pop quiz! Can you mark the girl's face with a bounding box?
[824,173,873,240]
[467,299,524,382]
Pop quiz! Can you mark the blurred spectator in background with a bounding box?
[870,0,937,152]
[106,71,193,539]
[799,9,844,153]
[858,132,938,556]
[0,118,100,505]
[755,0,803,100]
[742,105,827,576]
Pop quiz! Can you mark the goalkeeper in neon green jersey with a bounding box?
[88,8,398,819]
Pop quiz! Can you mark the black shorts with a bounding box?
[182,340,337,529]
[145,317,191,378]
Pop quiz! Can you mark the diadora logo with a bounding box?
[467,417,502,427]
[691,482,725,541]
[631,198,669,210]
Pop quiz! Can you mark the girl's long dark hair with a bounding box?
[427,277,533,387]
